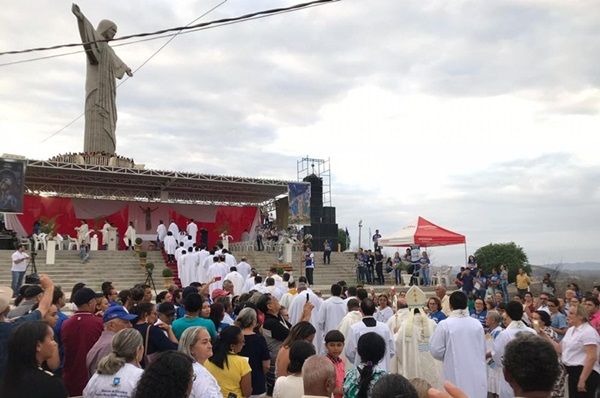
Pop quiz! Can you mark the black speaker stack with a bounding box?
[302,174,338,251]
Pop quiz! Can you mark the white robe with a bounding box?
[265,285,283,300]
[391,312,442,389]
[208,262,229,294]
[124,226,136,244]
[179,253,199,288]
[101,222,111,245]
[386,308,410,335]
[224,253,237,269]
[338,310,363,340]
[199,255,215,284]
[344,318,396,371]
[75,223,89,244]
[164,235,177,255]
[186,222,198,244]
[289,290,323,352]
[316,296,347,353]
[156,223,167,242]
[168,222,179,240]
[175,247,186,263]
[224,271,244,296]
[429,311,487,398]
[492,321,536,398]
[184,237,194,252]
[242,276,256,294]
[280,291,297,310]
[236,261,252,281]
[374,306,394,323]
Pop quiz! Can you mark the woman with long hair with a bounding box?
[209,302,229,334]
[205,326,252,398]
[275,321,316,377]
[343,332,387,398]
[374,294,394,323]
[237,307,270,397]
[133,351,194,398]
[131,302,178,367]
[84,328,144,397]
[273,340,316,398]
[178,326,222,398]
[0,321,67,398]
[426,297,447,324]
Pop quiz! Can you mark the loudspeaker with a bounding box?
[322,207,336,223]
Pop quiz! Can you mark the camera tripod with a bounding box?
[144,269,158,297]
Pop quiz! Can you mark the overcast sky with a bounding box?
[1,0,599,266]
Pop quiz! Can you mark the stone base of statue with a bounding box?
[49,152,139,168]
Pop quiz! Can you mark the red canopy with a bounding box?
[378,216,466,247]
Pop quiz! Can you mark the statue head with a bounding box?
[97,19,117,39]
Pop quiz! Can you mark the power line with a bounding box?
[40,0,229,144]
[0,0,339,56]
[0,0,337,68]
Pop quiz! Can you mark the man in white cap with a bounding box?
[0,274,55,378]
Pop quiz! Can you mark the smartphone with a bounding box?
[215,276,222,281]
[306,293,310,303]
[227,393,237,398]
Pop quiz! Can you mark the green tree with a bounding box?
[338,228,348,251]
[473,242,530,283]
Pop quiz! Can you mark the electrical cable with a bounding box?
[0,0,338,56]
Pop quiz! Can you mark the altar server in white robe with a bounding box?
[75,220,89,245]
[492,301,536,398]
[207,255,229,294]
[429,291,487,398]
[344,298,395,371]
[176,250,188,285]
[175,243,186,263]
[183,235,194,252]
[222,249,237,269]
[316,283,347,353]
[101,220,111,248]
[164,231,177,262]
[236,258,252,281]
[168,220,179,240]
[338,298,363,340]
[180,250,199,288]
[198,251,215,284]
[224,266,244,296]
[288,283,322,326]
[186,219,198,244]
[156,220,167,244]
[123,222,136,249]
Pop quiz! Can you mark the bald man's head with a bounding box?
[302,355,336,396]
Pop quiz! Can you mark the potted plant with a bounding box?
[138,251,147,267]
[134,237,143,253]
[162,267,174,288]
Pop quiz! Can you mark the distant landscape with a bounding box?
[531,262,600,293]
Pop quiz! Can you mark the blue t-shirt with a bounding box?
[0,310,42,378]
[470,309,487,326]
[429,310,447,324]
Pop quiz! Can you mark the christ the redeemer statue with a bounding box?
[72,3,132,155]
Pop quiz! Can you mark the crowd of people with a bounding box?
[2,244,600,398]
[49,152,135,167]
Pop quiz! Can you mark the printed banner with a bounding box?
[0,158,26,213]
[288,182,311,225]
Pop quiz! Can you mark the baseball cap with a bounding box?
[72,287,102,307]
[211,288,230,300]
[0,286,13,313]
[103,305,138,323]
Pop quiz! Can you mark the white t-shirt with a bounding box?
[83,363,143,398]
[273,374,304,398]
[190,361,222,398]
[11,251,29,272]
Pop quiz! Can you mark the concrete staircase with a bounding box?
[0,249,148,293]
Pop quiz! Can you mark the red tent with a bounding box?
[377,216,466,247]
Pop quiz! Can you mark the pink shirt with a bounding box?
[327,354,345,398]
[590,311,600,334]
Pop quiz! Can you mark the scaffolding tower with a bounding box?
[296,156,331,206]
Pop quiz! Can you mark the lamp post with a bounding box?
[358,220,363,250]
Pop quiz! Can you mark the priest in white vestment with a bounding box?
[288,284,322,326]
[168,220,179,241]
[316,284,347,353]
[236,258,252,281]
[101,220,111,248]
[177,250,189,286]
[156,220,167,244]
[492,302,536,398]
[224,267,244,296]
[429,291,487,398]
[344,298,395,372]
[207,256,229,294]
[338,299,363,339]
[199,254,216,284]
[175,243,186,263]
[387,306,410,335]
[123,222,136,249]
[183,235,194,252]
[180,251,200,288]
[186,219,198,244]
[164,232,177,260]
[75,220,89,245]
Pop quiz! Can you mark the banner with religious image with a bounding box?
[288,182,311,225]
[0,158,26,213]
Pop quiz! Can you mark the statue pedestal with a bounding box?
[283,243,293,263]
[46,241,56,265]
[90,236,99,251]
[107,229,117,251]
